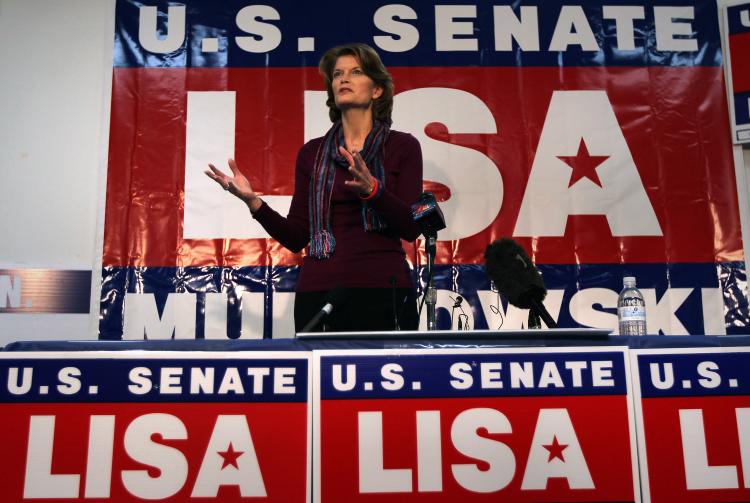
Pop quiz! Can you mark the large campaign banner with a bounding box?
[101,0,748,339]
[314,347,639,502]
[0,352,312,502]
[631,347,750,502]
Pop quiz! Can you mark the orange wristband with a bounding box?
[360,178,380,201]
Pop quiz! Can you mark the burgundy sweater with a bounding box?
[252,130,423,292]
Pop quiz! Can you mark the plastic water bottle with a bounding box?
[618,276,647,335]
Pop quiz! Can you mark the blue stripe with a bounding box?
[114,0,722,69]
[734,90,750,124]
[319,351,629,399]
[637,351,750,396]
[728,4,750,35]
[99,262,748,338]
[0,358,308,403]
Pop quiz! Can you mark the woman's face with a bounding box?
[331,55,383,111]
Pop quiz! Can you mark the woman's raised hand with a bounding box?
[340,147,376,196]
[205,159,262,212]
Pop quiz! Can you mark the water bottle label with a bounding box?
[618,305,645,321]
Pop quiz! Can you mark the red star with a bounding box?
[543,436,568,462]
[218,443,244,469]
[557,139,609,188]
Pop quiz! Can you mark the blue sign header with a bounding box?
[0,357,309,403]
[320,350,628,399]
[637,351,750,397]
[114,0,722,68]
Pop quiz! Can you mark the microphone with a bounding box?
[411,192,446,237]
[300,287,347,333]
[452,295,464,329]
[484,238,558,329]
[389,276,400,331]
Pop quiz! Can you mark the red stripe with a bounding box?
[729,31,750,93]
[104,66,739,267]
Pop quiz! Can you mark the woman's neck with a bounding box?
[341,108,373,152]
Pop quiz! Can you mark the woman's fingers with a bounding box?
[207,164,227,178]
[340,148,370,176]
[204,164,231,189]
[344,179,366,193]
[227,158,241,177]
[205,167,219,181]
[347,164,367,185]
[338,147,374,193]
[353,151,369,172]
[339,146,355,166]
[206,166,227,182]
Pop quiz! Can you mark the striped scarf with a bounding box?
[309,120,389,259]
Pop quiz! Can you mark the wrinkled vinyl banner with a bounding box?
[102,0,749,339]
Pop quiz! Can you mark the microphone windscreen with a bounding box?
[484,238,546,309]
[411,192,446,234]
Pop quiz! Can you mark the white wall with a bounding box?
[0,0,114,343]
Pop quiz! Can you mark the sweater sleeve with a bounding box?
[251,143,313,253]
[370,132,423,242]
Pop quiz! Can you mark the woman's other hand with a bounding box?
[205,158,262,212]
[340,147,376,197]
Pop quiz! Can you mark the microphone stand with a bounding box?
[389,276,400,331]
[410,191,445,331]
[527,309,541,329]
[425,231,438,331]
[529,297,558,329]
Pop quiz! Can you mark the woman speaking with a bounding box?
[205,43,423,332]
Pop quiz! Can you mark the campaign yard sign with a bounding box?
[721,0,750,143]
[0,352,312,502]
[631,347,750,502]
[314,347,639,502]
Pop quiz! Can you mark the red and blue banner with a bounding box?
[0,352,312,502]
[314,347,639,502]
[101,0,748,338]
[631,347,750,502]
[722,0,750,142]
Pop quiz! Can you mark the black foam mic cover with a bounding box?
[484,238,547,309]
[411,192,446,235]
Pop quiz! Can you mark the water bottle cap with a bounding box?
[623,276,636,286]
